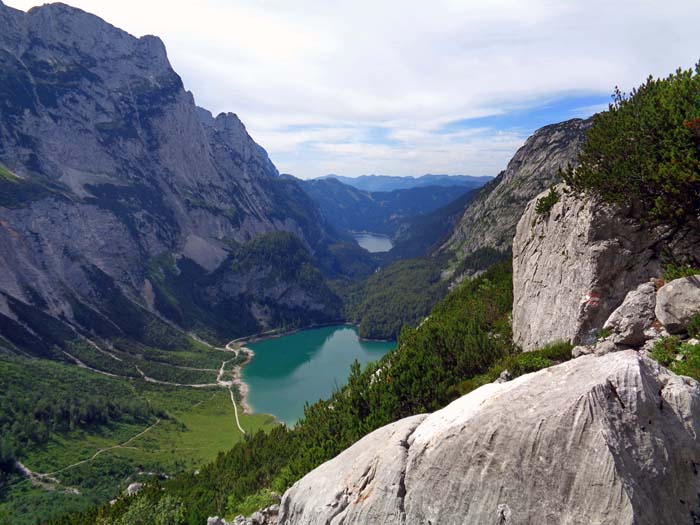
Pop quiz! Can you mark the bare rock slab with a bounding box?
[513,186,661,351]
[279,415,426,525]
[279,352,700,525]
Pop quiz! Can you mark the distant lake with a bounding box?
[353,232,393,252]
[243,325,394,426]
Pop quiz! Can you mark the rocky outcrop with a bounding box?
[603,282,657,346]
[0,2,343,353]
[512,185,693,351]
[656,275,700,334]
[440,118,591,273]
[279,351,700,525]
[281,415,427,524]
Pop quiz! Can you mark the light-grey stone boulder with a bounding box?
[603,282,657,346]
[249,511,265,525]
[571,344,594,358]
[279,414,427,524]
[124,482,143,497]
[279,351,700,525]
[656,275,700,334]
[207,518,227,525]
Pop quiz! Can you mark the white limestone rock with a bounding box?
[279,415,427,524]
[603,282,657,346]
[514,186,661,351]
[656,275,700,334]
[279,351,700,525]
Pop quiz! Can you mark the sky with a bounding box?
[6,1,700,179]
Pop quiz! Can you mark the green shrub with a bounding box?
[98,494,185,525]
[535,186,560,216]
[562,63,700,225]
[688,314,700,339]
[673,342,700,380]
[451,341,573,397]
[663,263,700,281]
[596,328,612,340]
[227,489,277,518]
[510,354,552,376]
[651,336,700,380]
[651,336,682,367]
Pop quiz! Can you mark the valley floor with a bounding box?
[0,341,276,525]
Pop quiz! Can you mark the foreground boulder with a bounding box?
[279,351,700,525]
[656,275,700,334]
[603,281,657,346]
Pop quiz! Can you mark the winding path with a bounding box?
[46,419,161,476]
[228,387,247,435]
[15,419,161,493]
[21,338,255,493]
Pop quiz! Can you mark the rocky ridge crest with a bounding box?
[0,1,341,350]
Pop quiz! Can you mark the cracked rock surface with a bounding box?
[279,351,700,525]
[512,186,698,351]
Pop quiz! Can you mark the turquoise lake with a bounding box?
[242,325,395,426]
[353,232,393,252]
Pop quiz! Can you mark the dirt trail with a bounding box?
[45,419,161,476]
[14,419,160,493]
[228,388,247,435]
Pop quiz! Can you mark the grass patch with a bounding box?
[0,357,277,525]
[451,341,573,398]
[0,164,54,208]
[689,314,700,339]
[663,264,700,281]
[227,488,278,519]
[650,336,700,381]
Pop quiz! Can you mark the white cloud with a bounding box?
[6,0,700,177]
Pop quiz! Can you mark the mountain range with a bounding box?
[4,3,696,525]
[294,176,480,237]
[317,173,492,192]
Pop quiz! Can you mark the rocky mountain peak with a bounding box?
[0,2,341,351]
[440,117,592,273]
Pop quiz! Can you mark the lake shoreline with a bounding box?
[230,320,395,346]
[233,324,395,425]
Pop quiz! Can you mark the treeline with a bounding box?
[340,257,450,340]
[63,261,525,524]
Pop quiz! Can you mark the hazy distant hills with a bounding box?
[295,176,480,237]
[317,173,492,192]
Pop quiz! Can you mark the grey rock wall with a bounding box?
[0,2,339,346]
[512,186,665,350]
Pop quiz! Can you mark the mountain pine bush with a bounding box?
[563,63,700,225]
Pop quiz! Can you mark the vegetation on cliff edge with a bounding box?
[563,63,700,225]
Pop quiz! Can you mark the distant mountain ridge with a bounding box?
[318,173,492,192]
[439,118,593,275]
[295,176,478,238]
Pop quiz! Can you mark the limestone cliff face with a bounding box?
[440,118,591,270]
[279,351,700,525]
[512,186,699,351]
[0,2,340,347]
